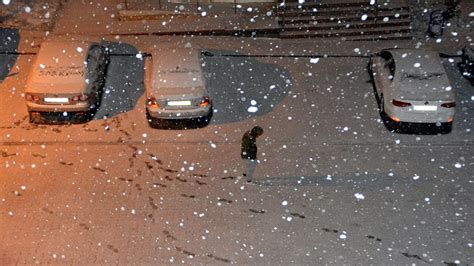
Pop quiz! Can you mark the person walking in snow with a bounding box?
[241,126,264,182]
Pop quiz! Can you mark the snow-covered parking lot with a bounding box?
[1,35,473,264]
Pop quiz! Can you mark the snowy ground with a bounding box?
[1,35,473,264]
[1,0,473,264]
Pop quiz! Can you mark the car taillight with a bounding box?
[71,94,89,102]
[199,96,210,107]
[25,94,40,103]
[441,102,456,108]
[147,97,160,108]
[392,99,412,107]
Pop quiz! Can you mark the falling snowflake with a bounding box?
[3,0,11,5]
[281,200,288,206]
[247,106,258,113]
[310,58,320,64]
[454,163,462,168]
[76,47,83,53]
[413,62,421,68]
[354,193,365,200]
[361,14,368,21]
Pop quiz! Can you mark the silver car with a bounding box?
[144,47,212,126]
[25,40,109,123]
[369,48,456,133]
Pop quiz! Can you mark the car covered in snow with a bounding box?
[369,48,456,133]
[25,40,109,123]
[144,47,212,126]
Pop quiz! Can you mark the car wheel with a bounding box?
[439,122,453,134]
[29,112,42,123]
[28,112,36,123]
[146,110,160,128]
[379,96,398,132]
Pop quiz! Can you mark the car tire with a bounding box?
[28,112,41,124]
[439,122,453,134]
[380,96,398,132]
[146,110,161,129]
[28,112,35,123]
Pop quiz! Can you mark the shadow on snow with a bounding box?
[0,28,19,82]
[201,49,292,124]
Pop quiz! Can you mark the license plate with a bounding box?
[413,105,437,111]
[44,97,69,103]
[167,100,191,106]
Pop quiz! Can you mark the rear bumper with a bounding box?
[384,104,455,123]
[26,101,91,113]
[147,105,212,119]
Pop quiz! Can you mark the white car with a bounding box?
[25,40,109,123]
[144,47,212,126]
[369,49,456,133]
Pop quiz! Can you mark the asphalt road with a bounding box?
[1,36,473,264]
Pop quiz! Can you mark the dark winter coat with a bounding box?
[241,131,257,160]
